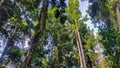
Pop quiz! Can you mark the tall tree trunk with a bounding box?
[75,29,83,68]
[75,28,86,68]
[0,25,17,63]
[21,0,48,68]
[115,0,120,31]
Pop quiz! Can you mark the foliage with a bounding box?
[88,0,120,67]
[0,0,119,68]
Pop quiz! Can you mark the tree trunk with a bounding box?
[21,0,48,68]
[115,0,120,31]
[75,28,86,68]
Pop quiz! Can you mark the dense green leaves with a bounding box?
[0,0,119,68]
[88,0,120,67]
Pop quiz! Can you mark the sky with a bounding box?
[79,0,98,36]
[65,0,98,36]
[0,1,100,67]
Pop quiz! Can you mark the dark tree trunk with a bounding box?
[21,0,48,68]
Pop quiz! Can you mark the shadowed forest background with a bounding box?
[0,0,120,68]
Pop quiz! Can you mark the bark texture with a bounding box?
[75,28,86,68]
[115,0,120,31]
[21,0,48,68]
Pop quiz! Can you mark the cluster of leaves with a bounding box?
[88,0,120,67]
[0,0,99,68]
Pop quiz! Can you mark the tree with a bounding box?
[88,0,120,67]
[1,0,117,68]
[66,0,87,68]
[21,0,48,68]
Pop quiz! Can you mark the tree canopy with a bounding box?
[0,0,120,68]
